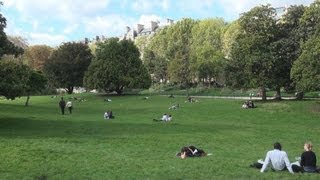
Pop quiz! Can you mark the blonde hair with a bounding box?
[304,142,313,151]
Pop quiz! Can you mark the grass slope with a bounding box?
[0,94,319,179]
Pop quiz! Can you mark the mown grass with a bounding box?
[0,93,319,179]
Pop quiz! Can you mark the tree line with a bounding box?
[138,1,320,100]
[1,1,320,103]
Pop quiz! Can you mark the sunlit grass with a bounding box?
[0,94,319,179]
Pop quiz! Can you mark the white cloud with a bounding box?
[83,15,133,37]
[29,33,66,46]
[63,24,79,34]
[136,14,164,29]
[218,0,314,18]
[131,0,170,13]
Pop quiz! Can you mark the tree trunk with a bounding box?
[261,87,267,101]
[25,94,30,106]
[66,86,73,94]
[274,87,282,100]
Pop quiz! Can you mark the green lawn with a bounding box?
[0,94,319,179]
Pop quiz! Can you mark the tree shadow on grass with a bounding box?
[0,117,247,139]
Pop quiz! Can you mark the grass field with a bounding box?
[0,93,320,179]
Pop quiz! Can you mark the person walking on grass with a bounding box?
[59,97,66,115]
[66,100,73,114]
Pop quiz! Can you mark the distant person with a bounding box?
[104,110,114,119]
[176,145,207,159]
[66,101,73,114]
[108,110,114,119]
[250,142,294,174]
[292,142,319,173]
[104,111,109,119]
[169,94,175,98]
[59,97,66,115]
[153,113,171,122]
[169,104,179,110]
[248,101,255,108]
[242,101,249,108]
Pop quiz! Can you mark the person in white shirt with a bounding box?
[250,142,294,174]
[66,101,73,114]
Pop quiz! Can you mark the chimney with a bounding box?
[137,24,144,33]
[151,21,158,31]
[84,38,89,44]
[167,18,174,25]
[126,26,131,33]
[96,36,100,42]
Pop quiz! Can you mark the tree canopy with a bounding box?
[84,38,151,94]
[43,42,93,94]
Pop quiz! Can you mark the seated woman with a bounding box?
[176,145,207,159]
[292,142,319,173]
[104,110,114,119]
[242,101,249,108]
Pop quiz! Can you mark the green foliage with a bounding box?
[0,3,23,58]
[0,94,319,178]
[191,18,226,83]
[84,38,151,94]
[0,61,30,100]
[44,42,93,94]
[291,34,320,91]
[299,0,320,41]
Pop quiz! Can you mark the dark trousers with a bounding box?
[60,107,65,115]
[68,107,72,114]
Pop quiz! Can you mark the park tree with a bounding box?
[269,5,306,99]
[291,33,320,92]
[24,71,47,106]
[142,48,167,82]
[0,2,23,58]
[84,38,151,94]
[43,42,93,94]
[0,61,30,100]
[191,18,226,85]
[299,0,320,41]
[25,45,53,71]
[228,5,279,100]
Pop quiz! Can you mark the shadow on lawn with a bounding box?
[0,117,243,139]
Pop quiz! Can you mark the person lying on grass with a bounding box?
[153,113,172,122]
[176,145,207,159]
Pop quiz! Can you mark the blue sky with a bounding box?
[0,0,314,47]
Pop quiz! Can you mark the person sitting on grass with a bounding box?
[169,103,180,110]
[250,142,294,174]
[176,145,207,159]
[291,142,319,173]
[104,110,114,119]
[153,113,172,122]
[248,101,255,108]
[242,101,249,108]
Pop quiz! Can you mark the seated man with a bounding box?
[250,142,294,174]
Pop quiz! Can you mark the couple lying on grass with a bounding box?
[250,142,319,174]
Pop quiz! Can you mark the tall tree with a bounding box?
[84,38,151,94]
[191,18,226,85]
[270,5,305,99]
[229,5,278,100]
[291,33,320,92]
[43,42,93,94]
